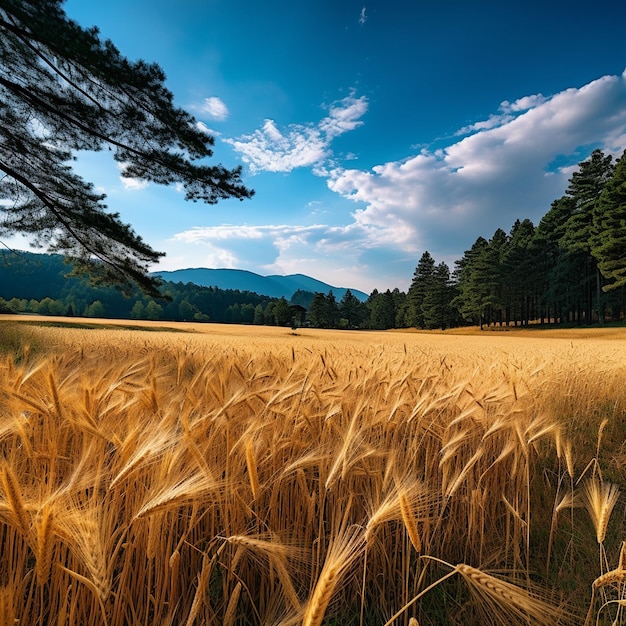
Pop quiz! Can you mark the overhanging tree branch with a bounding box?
[0,0,253,295]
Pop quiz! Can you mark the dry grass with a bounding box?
[0,317,625,624]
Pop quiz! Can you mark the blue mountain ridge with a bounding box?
[152,268,368,302]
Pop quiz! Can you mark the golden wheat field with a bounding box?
[1,316,626,625]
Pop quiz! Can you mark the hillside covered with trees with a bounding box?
[1,149,624,330]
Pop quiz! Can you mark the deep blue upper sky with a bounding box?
[19,0,626,292]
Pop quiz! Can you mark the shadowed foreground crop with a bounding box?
[0,322,625,625]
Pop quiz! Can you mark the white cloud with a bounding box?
[165,70,626,293]
[199,97,229,121]
[319,95,369,139]
[120,177,149,191]
[500,94,547,113]
[117,162,149,191]
[456,94,549,136]
[225,95,368,174]
[455,113,514,136]
[196,121,219,137]
[168,221,406,292]
[327,70,626,264]
[359,7,367,25]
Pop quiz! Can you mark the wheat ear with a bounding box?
[593,567,626,589]
[579,477,621,544]
[1,462,30,536]
[245,440,260,500]
[399,491,421,553]
[597,483,621,544]
[35,504,55,586]
[223,581,242,626]
[302,528,364,626]
[456,564,563,625]
[185,554,215,626]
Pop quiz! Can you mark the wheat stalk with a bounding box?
[0,587,16,626]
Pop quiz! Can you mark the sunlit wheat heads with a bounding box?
[0,322,624,624]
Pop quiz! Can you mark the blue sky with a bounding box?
[17,1,626,293]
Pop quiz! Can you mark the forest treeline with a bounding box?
[1,148,624,330]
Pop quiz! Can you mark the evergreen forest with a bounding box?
[1,148,624,330]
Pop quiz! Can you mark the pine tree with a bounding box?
[502,219,535,325]
[308,293,328,328]
[591,150,626,291]
[422,262,452,330]
[452,237,489,329]
[339,289,366,328]
[369,289,396,329]
[0,0,253,296]
[531,197,575,324]
[406,251,435,328]
[561,149,615,323]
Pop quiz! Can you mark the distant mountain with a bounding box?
[152,268,369,302]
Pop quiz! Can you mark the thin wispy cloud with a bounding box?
[455,113,514,136]
[225,95,368,174]
[359,7,367,25]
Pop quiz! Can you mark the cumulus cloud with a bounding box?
[168,70,626,292]
[455,113,514,136]
[225,95,368,174]
[500,94,547,113]
[199,96,229,121]
[120,177,149,191]
[327,70,626,263]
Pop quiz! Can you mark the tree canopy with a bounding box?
[591,152,626,290]
[0,0,253,295]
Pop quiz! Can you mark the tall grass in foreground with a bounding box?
[0,326,625,624]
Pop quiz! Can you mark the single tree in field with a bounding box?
[0,0,253,296]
